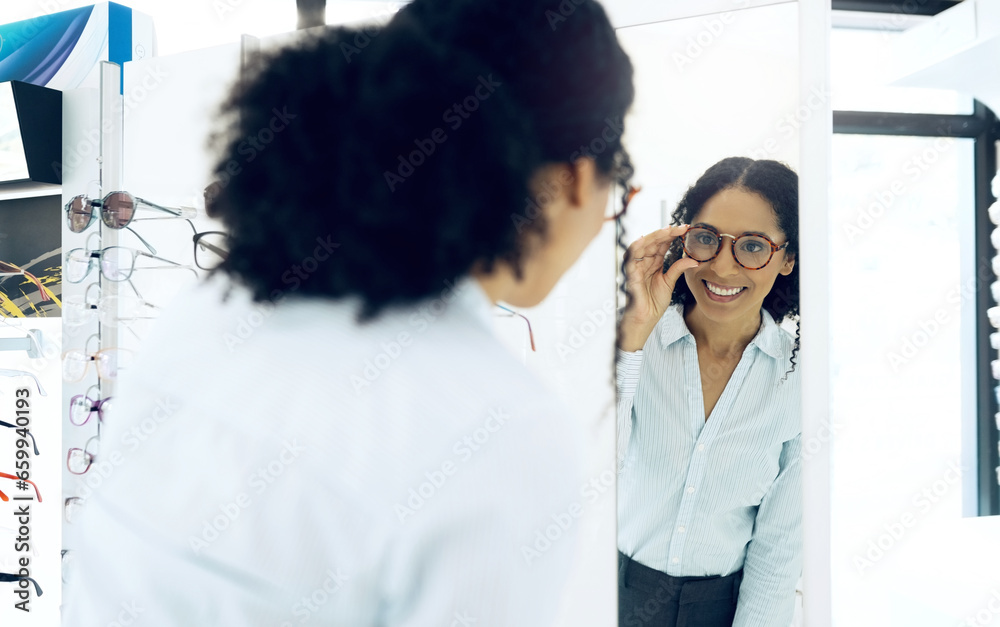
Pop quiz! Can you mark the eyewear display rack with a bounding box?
[59,61,127,614]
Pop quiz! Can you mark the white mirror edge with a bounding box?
[799,0,833,625]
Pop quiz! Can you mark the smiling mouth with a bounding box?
[703,280,747,299]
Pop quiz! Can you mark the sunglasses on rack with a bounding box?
[65,246,196,284]
[65,191,196,233]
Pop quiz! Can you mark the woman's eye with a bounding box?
[740,240,765,253]
[695,234,716,246]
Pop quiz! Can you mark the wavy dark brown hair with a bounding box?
[664,157,800,376]
[205,0,635,320]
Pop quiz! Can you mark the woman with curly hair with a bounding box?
[63,0,635,624]
[616,158,801,627]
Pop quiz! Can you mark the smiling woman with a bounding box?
[617,157,802,626]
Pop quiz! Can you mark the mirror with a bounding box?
[614,3,803,625]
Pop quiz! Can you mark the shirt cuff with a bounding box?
[616,348,644,396]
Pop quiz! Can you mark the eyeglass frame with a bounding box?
[65,191,194,233]
[495,304,536,352]
[62,347,131,382]
[0,572,42,596]
[0,369,47,396]
[69,385,112,426]
[0,419,39,455]
[184,219,229,271]
[67,435,100,476]
[63,283,159,327]
[0,471,42,502]
[605,185,641,222]
[680,223,789,271]
[64,246,196,284]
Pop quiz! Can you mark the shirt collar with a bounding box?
[449,276,495,331]
[657,304,785,360]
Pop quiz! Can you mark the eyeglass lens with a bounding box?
[683,227,775,269]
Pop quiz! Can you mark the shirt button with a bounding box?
[672,557,680,564]
[687,486,695,494]
[697,444,705,452]
[677,526,686,533]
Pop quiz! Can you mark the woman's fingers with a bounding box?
[626,225,688,261]
[659,257,699,294]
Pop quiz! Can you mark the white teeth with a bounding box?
[706,281,744,297]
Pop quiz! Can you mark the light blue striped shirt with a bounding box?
[617,304,801,627]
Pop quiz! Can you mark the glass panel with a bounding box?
[830,133,976,624]
[831,28,975,115]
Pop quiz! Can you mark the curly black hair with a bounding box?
[664,157,800,375]
[205,0,635,320]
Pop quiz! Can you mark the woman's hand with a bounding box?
[618,226,699,352]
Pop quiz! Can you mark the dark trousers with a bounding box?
[618,552,742,627]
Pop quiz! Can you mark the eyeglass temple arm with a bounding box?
[495,304,536,352]
[0,422,38,455]
[135,196,196,219]
[0,262,50,303]
[197,238,229,259]
[125,226,157,255]
[0,574,43,596]
[0,369,46,396]
[0,472,41,501]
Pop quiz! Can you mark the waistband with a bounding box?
[618,552,743,604]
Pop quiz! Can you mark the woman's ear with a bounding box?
[566,158,601,209]
[778,253,795,276]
